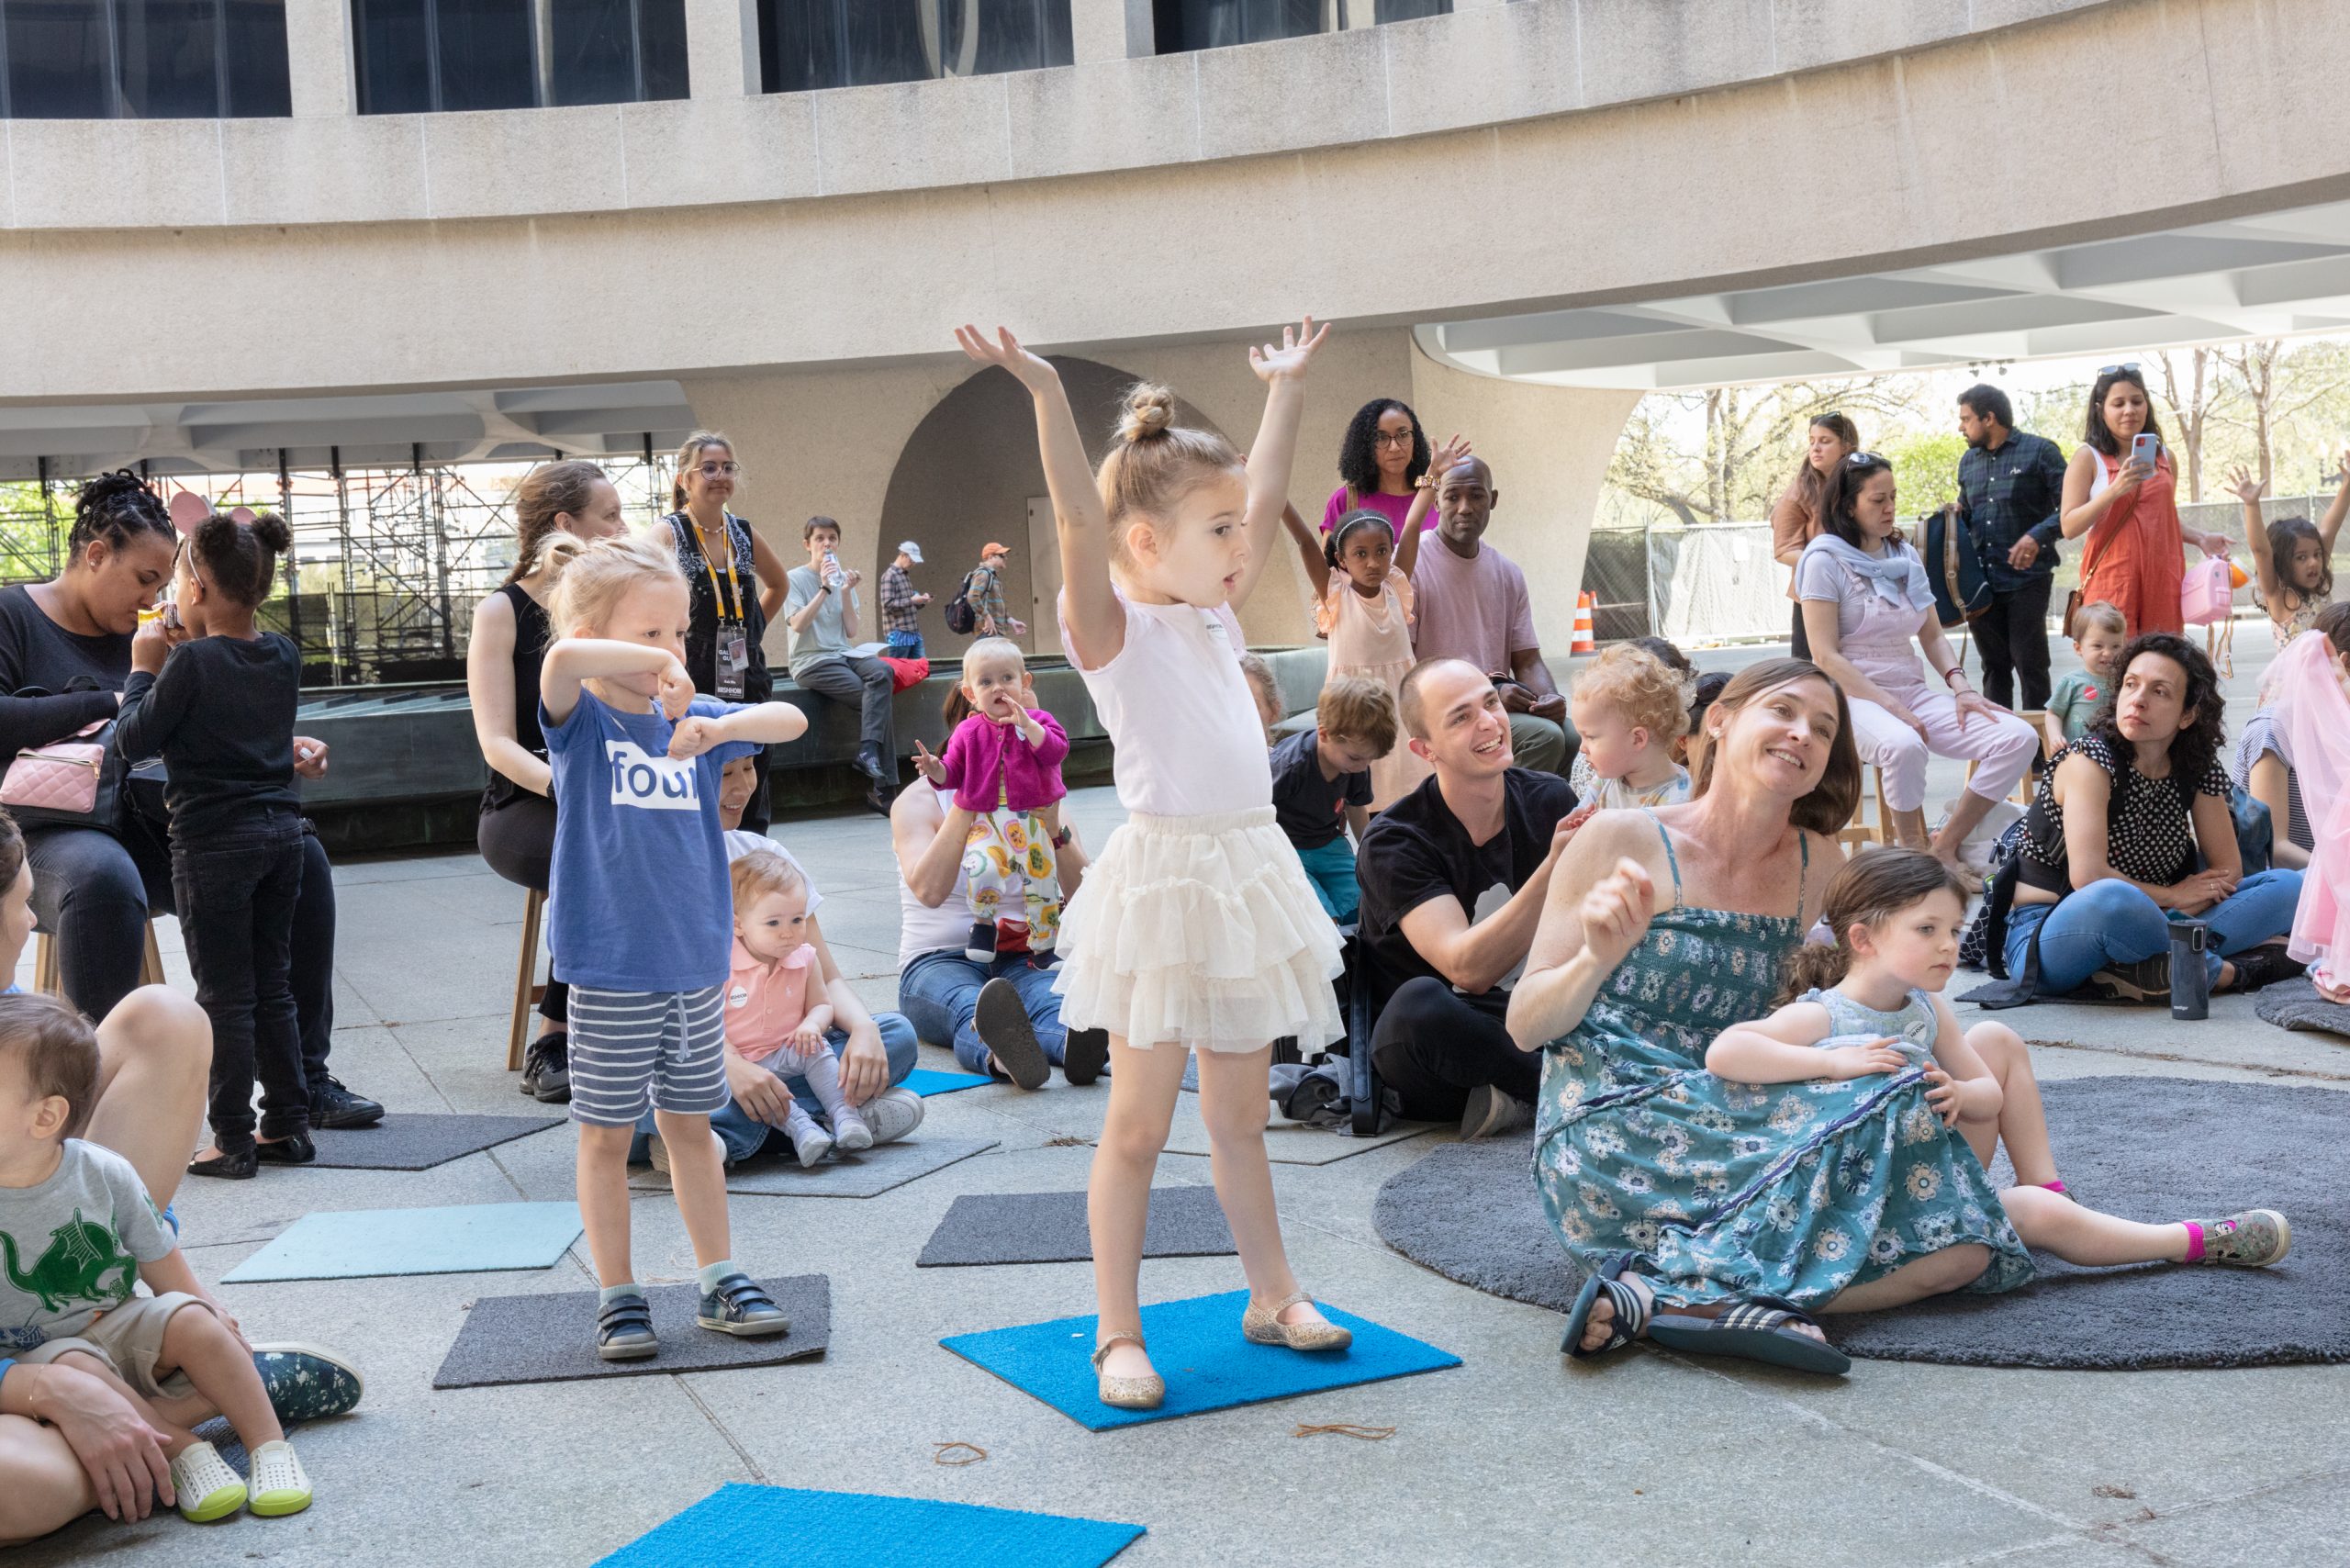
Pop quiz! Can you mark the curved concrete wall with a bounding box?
[15,0,2346,403]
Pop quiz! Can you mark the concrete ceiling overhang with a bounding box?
[1417,199,2350,391]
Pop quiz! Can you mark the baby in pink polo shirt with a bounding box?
[726,849,868,1166]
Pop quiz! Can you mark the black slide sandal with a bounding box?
[1648,1294,1852,1376]
[1561,1250,1650,1361]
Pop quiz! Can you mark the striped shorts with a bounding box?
[566,984,730,1128]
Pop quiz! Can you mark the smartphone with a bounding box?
[2130,433,2160,469]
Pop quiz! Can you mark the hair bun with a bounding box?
[1119,384,1177,444]
[248,511,293,554]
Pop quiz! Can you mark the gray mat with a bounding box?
[2255,977,2350,1039]
[431,1273,830,1388]
[630,1137,1000,1199]
[917,1185,1234,1267]
[310,1114,566,1170]
[1372,1078,2348,1370]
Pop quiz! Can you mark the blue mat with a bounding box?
[903,1068,993,1096]
[940,1288,1460,1430]
[595,1484,1143,1567]
[222,1201,583,1282]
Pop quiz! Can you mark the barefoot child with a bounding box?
[1568,643,1692,810]
[1707,848,2291,1277]
[957,319,1349,1411]
[0,992,315,1520]
[2043,600,2126,754]
[916,638,1069,962]
[724,849,867,1166]
[537,532,809,1360]
[1269,675,1396,924]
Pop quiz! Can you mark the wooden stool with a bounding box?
[1965,711,2048,805]
[32,921,165,998]
[509,886,548,1071]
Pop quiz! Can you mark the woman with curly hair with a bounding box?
[2005,633,2304,1002]
[1319,398,1433,541]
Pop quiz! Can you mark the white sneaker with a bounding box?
[1460,1084,1534,1140]
[246,1439,312,1518]
[862,1087,925,1146]
[170,1439,246,1522]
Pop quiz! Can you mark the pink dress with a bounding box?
[1319,567,1429,810]
[2277,629,2350,992]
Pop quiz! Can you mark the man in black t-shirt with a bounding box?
[1356,658,1576,1138]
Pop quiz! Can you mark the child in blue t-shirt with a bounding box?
[538,532,810,1362]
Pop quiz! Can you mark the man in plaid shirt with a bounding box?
[1957,384,2069,714]
[881,539,930,658]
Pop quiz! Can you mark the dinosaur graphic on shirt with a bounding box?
[3,1209,138,1314]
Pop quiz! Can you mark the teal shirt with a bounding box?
[2046,667,2108,741]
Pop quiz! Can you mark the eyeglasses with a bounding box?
[695,461,740,478]
[2098,363,2141,376]
[1372,431,1417,449]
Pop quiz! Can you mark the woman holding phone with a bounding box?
[2060,364,2231,636]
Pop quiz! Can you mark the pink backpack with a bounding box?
[2180,557,2234,626]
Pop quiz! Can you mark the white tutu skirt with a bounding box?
[1053,807,1345,1051]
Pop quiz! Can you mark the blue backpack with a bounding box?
[1922,505,1994,628]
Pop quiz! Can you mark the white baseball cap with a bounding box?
[897,540,923,564]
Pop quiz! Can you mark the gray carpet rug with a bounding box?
[2255,977,2350,1039]
[310,1113,566,1170]
[917,1185,1234,1267]
[432,1273,830,1388]
[1372,1077,2347,1370]
[630,1137,1001,1199]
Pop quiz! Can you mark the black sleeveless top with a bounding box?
[481,580,552,814]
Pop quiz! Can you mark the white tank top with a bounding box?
[1058,588,1272,818]
[896,780,979,969]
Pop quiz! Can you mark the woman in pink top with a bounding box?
[913,638,1070,965]
[1318,398,1437,541]
[725,849,867,1166]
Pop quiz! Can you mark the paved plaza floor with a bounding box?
[17,630,2346,1568]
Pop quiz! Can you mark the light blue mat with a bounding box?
[940,1288,1460,1430]
[903,1068,993,1096]
[222,1201,583,1282]
[595,1484,1143,1567]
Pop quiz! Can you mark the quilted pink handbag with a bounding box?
[2,718,116,826]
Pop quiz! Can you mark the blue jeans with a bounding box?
[1293,835,1359,924]
[631,1012,918,1163]
[2003,869,2307,994]
[885,631,925,660]
[899,947,1066,1076]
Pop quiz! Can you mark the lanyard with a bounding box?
[684,512,743,622]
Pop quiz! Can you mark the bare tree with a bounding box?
[2213,339,2348,489]
[2154,348,2221,501]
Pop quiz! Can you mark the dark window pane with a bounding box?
[843,0,922,85]
[761,0,838,93]
[635,0,683,97]
[1156,0,1322,53]
[222,0,289,113]
[6,0,115,117]
[550,0,632,103]
[117,0,221,117]
[1373,0,1446,17]
[948,0,1071,75]
[352,0,431,112]
[433,0,533,107]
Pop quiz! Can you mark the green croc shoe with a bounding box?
[170,1440,247,1523]
[246,1439,313,1518]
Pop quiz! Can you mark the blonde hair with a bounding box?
[671,431,738,512]
[543,532,688,636]
[2071,600,2127,640]
[730,847,807,917]
[1317,675,1398,756]
[1576,644,1689,745]
[961,636,1027,684]
[1095,383,1243,567]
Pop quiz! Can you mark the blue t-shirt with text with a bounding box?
[542,689,758,992]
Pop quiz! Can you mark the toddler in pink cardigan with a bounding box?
[914,638,1070,961]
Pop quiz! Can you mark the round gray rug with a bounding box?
[1371,1076,2347,1370]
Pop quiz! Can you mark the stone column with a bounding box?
[1072,0,1142,62]
[284,0,356,118]
[686,0,760,98]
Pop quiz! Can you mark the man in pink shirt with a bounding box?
[1407,456,1576,776]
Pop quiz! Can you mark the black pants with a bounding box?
[1973,577,2055,714]
[476,793,566,1025]
[26,816,337,1088]
[795,655,896,777]
[175,810,308,1148]
[1789,599,1811,661]
[1368,978,1538,1123]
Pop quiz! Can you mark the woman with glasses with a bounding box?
[1771,412,1861,659]
[2059,364,2232,637]
[664,431,792,833]
[1321,398,1436,541]
[1799,451,2040,882]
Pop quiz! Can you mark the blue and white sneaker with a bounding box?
[696,1274,789,1338]
[249,1343,364,1421]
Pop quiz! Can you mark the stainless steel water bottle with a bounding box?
[2170,921,2210,1021]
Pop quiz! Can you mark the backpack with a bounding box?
[943,569,981,635]
[1923,505,1993,628]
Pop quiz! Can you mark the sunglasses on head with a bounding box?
[2098,363,2142,376]
[1845,450,1889,466]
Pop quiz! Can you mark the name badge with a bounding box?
[716,619,748,700]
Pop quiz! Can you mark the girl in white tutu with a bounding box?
[956,319,1349,1411]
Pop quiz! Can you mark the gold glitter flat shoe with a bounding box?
[1242,1292,1352,1351]
[1091,1329,1164,1410]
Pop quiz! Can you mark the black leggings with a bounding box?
[476,794,567,1025]
[1368,977,1539,1123]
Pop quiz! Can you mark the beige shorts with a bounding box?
[22,1293,213,1402]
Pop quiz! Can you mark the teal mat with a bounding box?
[222,1201,583,1282]
[940,1288,1460,1430]
[903,1068,992,1096]
[596,1484,1143,1567]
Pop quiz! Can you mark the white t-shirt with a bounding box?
[1058,588,1270,819]
[897,781,978,968]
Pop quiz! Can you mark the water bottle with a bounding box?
[822,549,845,591]
[2169,921,2210,1021]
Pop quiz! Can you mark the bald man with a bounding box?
[1352,658,1578,1139]
[1408,455,1577,777]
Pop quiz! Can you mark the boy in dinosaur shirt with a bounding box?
[0,992,312,1522]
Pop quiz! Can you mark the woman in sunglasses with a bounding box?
[1770,411,1861,660]
[2059,364,2232,637]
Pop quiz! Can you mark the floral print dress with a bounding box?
[1533,812,2032,1310]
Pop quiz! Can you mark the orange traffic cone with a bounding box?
[1571,591,1596,655]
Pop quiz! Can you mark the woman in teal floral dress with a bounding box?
[1506,660,2034,1374]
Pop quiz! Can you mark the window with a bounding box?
[0,0,287,116]
[1150,0,1452,51]
[1373,0,1448,17]
[758,0,1070,95]
[352,0,686,113]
